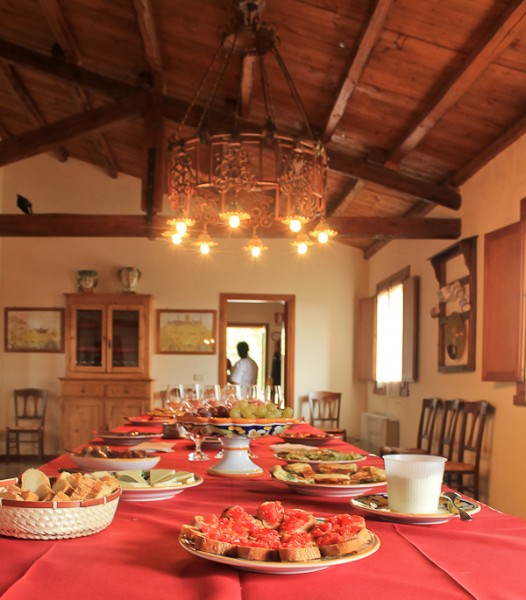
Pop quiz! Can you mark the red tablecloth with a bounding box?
[1,423,525,600]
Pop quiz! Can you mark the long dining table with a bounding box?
[1,420,525,600]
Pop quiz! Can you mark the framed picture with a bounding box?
[157,309,216,354]
[429,236,477,373]
[4,308,64,353]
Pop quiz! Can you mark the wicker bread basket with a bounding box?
[0,489,121,540]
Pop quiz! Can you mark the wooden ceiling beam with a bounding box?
[132,0,165,91]
[38,1,119,178]
[387,0,526,164]
[328,150,461,210]
[0,37,144,98]
[452,108,526,185]
[141,93,165,222]
[322,0,393,142]
[0,60,68,162]
[240,54,256,117]
[363,200,435,258]
[327,216,460,239]
[0,213,459,241]
[38,0,82,63]
[0,92,148,167]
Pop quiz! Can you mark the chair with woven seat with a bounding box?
[443,400,492,500]
[308,391,346,440]
[6,388,48,463]
[380,397,443,457]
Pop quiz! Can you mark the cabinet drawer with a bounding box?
[106,382,150,398]
[62,381,105,397]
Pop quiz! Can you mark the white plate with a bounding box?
[179,530,380,574]
[350,493,481,524]
[120,475,204,501]
[98,432,159,446]
[70,454,161,471]
[274,478,386,497]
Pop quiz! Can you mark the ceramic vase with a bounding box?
[77,270,98,293]
[118,266,141,293]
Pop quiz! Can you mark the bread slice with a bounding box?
[279,508,316,535]
[285,463,316,480]
[278,545,321,562]
[194,534,237,557]
[256,501,284,529]
[317,527,371,557]
[318,463,358,475]
[313,473,350,485]
[20,468,51,500]
[237,545,280,561]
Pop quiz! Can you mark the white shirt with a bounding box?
[230,356,258,385]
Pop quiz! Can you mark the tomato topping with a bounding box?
[280,532,315,549]
[257,501,284,527]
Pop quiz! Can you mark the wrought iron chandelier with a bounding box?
[163,0,336,256]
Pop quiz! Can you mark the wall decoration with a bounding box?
[157,309,216,354]
[77,269,98,293]
[118,266,141,293]
[5,308,64,353]
[429,236,477,372]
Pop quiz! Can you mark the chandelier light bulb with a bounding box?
[289,218,302,233]
[297,241,308,254]
[175,220,187,235]
[229,214,241,228]
[317,230,329,244]
[200,242,210,255]
[251,245,262,258]
[171,232,183,245]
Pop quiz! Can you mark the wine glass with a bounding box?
[180,393,211,461]
[165,384,183,413]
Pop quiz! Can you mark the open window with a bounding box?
[357,267,418,394]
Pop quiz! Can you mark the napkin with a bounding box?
[130,442,175,453]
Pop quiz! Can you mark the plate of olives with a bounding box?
[70,445,161,471]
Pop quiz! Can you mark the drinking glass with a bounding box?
[180,394,210,461]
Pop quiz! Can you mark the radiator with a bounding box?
[360,412,399,454]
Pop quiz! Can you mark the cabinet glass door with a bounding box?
[111,309,140,369]
[75,310,103,368]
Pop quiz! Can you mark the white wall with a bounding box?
[0,155,368,458]
[367,134,526,517]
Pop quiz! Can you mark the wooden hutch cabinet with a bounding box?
[61,293,153,449]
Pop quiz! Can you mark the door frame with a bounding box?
[218,293,295,407]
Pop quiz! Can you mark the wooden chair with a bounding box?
[6,388,48,462]
[380,397,442,457]
[443,400,492,500]
[308,391,346,440]
[436,399,464,460]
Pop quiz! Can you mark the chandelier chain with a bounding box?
[198,30,239,132]
[174,43,224,139]
[271,45,317,141]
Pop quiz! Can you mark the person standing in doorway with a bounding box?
[229,341,258,386]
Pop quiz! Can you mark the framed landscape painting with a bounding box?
[5,308,64,353]
[157,309,216,354]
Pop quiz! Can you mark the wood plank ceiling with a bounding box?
[0,0,525,257]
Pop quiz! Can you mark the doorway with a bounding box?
[227,324,267,389]
[218,293,295,407]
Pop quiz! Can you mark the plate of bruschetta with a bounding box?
[179,501,380,574]
[273,448,366,465]
[270,463,387,497]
